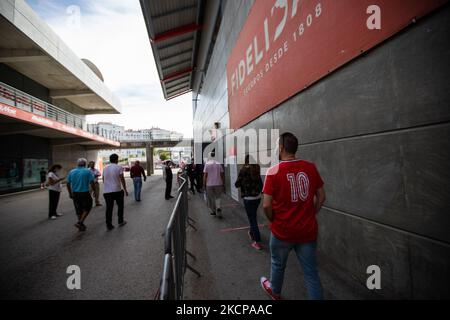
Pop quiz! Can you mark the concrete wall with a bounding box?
[52,145,98,177]
[51,98,87,117]
[0,63,50,102]
[193,1,450,298]
[0,0,122,113]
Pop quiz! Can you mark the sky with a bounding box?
[25,0,194,138]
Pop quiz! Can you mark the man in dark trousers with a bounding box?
[194,162,204,193]
[164,160,174,200]
[103,154,129,231]
[40,167,47,189]
[261,132,326,300]
[186,158,197,194]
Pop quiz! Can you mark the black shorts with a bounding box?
[72,192,93,215]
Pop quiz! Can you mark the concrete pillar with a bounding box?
[146,144,154,175]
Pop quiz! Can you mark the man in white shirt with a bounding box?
[103,154,128,231]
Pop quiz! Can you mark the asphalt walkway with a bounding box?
[184,190,364,300]
[0,172,364,300]
[0,173,173,299]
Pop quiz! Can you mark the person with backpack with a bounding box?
[235,154,263,250]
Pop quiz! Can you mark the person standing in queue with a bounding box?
[194,162,204,193]
[164,160,174,200]
[186,158,197,194]
[103,154,128,231]
[67,158,95,232]
[47,164,65,220]
[260,132,326,300]
[88,161,102,207]
[130,160,146,202]
[203,151,225,218]
[235,155,263,250]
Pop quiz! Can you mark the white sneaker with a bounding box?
[50,216,57,220]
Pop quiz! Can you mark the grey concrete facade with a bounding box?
[52,145,98,178]
[0,63,49,103]
[0,0,122,114]
[192,1,450,298]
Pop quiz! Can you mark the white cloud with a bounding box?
[30,0,193,137]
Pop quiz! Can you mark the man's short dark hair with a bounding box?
[110,154,119,163]
[280,132,299,155]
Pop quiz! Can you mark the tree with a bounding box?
[159,152,169,161]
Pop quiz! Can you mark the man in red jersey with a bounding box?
[260,132,326,300]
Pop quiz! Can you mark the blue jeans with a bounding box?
[133,177,142,201]
[270,233,323,300]
[243,199,261,242]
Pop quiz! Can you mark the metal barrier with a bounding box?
[158,174,200,300]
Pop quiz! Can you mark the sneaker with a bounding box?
[107,225,115,231]
[217,208,223,219]
[74,222,82,230]
[251,242,262,250]
[50,216,57,220]
[210,211,216,216]
[79,223,87,232]
[119,221,127,227]
[260,277,281,300]
[56,213,63,217]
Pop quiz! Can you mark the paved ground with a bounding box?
[183,191,365,300]
[0,171,364,300]
[0,173,174,300]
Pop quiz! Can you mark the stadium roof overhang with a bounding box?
[140,0,205,100]
[0,1,122,114]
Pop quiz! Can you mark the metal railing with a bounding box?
[118,132,184,142]
[158,174,200,300]
[0,81,118,141]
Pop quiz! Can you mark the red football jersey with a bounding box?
[263,159,324,243]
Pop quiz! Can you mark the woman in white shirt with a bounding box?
[47,164,65,220]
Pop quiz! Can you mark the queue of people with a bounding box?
[199,132,326,300]
[41,131,325,300]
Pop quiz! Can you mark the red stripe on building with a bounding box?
[0,102,120,147]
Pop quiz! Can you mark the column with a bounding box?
[146,143,154,176]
